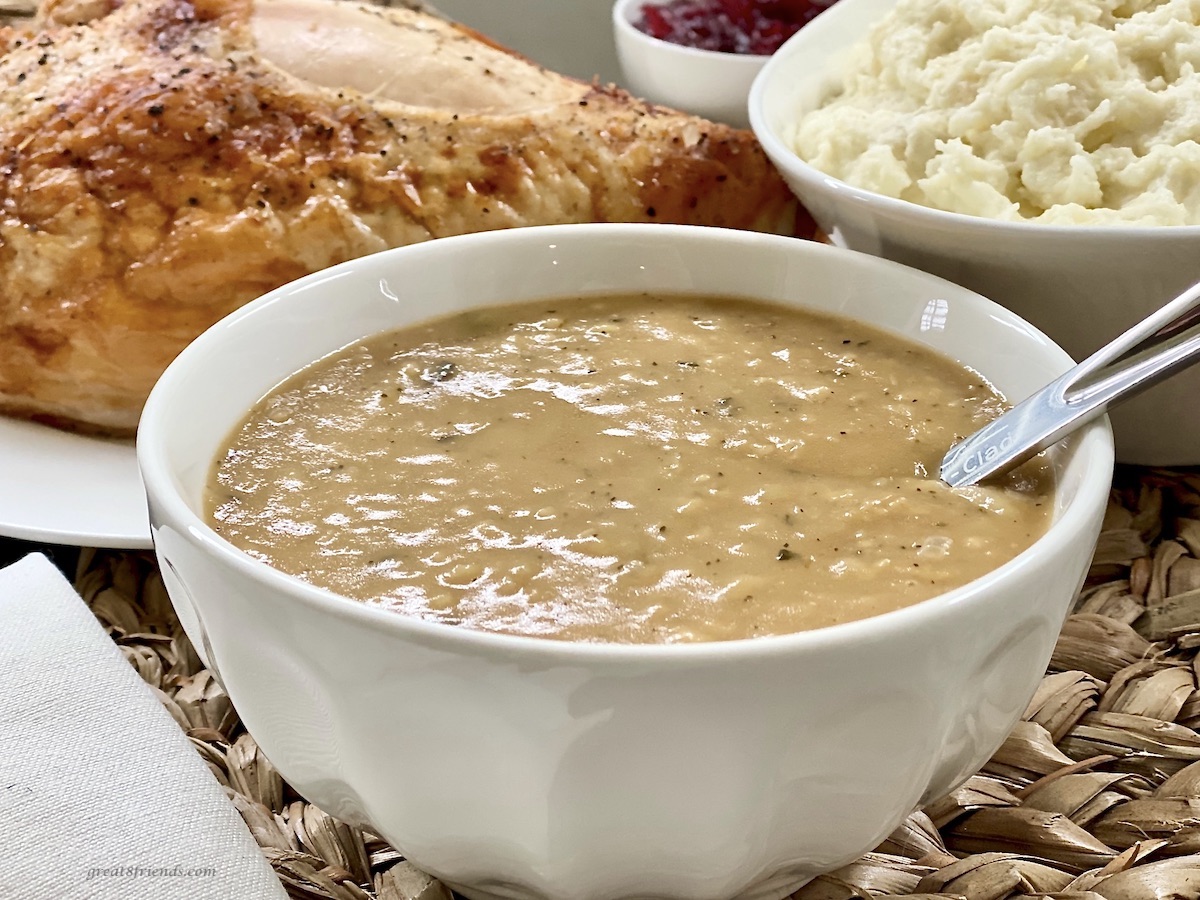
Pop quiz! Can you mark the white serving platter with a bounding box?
[0,417,150,549]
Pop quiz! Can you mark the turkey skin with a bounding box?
[0,0,799,433]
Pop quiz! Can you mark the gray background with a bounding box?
[432,0,624,84]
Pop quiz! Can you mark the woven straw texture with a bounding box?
[71,466,1200,900]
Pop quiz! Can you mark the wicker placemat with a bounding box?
[73,466,1200,900]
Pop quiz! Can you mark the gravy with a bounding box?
[207,294,1053,642]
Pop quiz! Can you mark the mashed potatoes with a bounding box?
[790,0,1200,224]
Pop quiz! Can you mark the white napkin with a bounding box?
[0,554,287,900]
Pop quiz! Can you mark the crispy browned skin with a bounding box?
[0,0,797,434]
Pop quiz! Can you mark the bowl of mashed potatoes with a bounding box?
[750,0,1200,464]
[137,223,1112,900]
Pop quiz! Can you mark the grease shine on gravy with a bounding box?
[206,294,1052,643]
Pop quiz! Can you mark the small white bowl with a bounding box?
[139,224,1112,900]
[749,0,1200,465]
[612,0,769,127]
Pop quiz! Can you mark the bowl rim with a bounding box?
[138,223,1115,666]
[747,0,1200,238]
[611,0,775,64]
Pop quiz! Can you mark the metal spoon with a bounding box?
[941,279,1200,488]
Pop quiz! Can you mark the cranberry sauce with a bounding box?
[635,0,840,55]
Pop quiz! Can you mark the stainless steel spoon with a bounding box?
[941,279,1200,488]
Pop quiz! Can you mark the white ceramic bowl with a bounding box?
[749,0,1200,465]
[612,0,769,128]
[138,224,1113,900]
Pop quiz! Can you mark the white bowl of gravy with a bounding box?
[138,223,1113,900]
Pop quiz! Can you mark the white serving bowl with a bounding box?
[749,0,1200,465]
[138,224,1112,900]
[613,0,769,127]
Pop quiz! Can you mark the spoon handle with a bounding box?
[940,280,1200,488]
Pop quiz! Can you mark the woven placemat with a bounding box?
[74,465,1200,900]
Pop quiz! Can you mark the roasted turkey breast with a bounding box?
[0,0,798,434]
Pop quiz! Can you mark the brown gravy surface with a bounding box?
[207,294,1053,643]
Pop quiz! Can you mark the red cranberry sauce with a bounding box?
[636,0,839,55]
